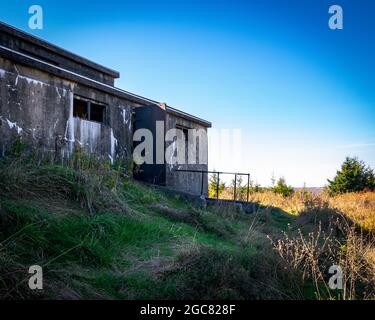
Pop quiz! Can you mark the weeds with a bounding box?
[271,217,375,299]
[0,152,374,300]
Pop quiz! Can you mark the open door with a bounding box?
[133,105,166,185]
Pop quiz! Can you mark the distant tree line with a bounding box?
[208,157,375,199]
[208,173,294,199]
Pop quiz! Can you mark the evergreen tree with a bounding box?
[208,174,226,198]
[327,157,375,196]
[272,177,294,197]
[230,176,247,201]
[232,177,264,195]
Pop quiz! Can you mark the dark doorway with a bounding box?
[133,105,166,185]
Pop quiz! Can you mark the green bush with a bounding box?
[272,177,294,197]
[327,157,375,196]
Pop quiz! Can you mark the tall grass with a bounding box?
[0,148,132,215]
[0,151,374,300]
[329,192,375,232]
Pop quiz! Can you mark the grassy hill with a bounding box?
[0,154,374,300]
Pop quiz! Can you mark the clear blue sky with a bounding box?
[1,0,374,186]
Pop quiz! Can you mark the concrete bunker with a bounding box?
[0,22,211,196]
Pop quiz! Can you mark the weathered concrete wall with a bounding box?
[165,112,209,196]
[0,56,72,158]
[0,23,118,86]
[0,56,136,165]
[72,84,137,163]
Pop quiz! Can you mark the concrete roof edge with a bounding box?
[0,45,158,106]
[0,21,120,78]
[166,106,212,128]
[0,42,212,128]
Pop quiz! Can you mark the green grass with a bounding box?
[0,156,302,300]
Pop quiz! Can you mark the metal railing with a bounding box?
[174,169,251,202]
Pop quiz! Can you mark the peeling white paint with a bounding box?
[29,128,37,139]
[53,119,59,130]
[108,153,114,164]
[0,115,23,135]
[56,87,62,99]
[0,67,49,88]
[121,108,132,131]
[64,91,75,155]
[21,75,47,87]
[121,108,127,124]
[5,119,23,134]
[78,119,101,153]
[6,85,17,92]
[14,64,19,86]
[110,129,118,164]
[54,87,67,99]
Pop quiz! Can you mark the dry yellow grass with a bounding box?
[247,191,316,215]
[328,192,375,232]
[219,188,320,215]
[225,190,375,233]
[255,191,375,299]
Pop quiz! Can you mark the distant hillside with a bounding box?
[294,187,324,195]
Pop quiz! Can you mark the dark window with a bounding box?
[73,96,106,123]
[182,128,188,142]
[73,98,88,120]
[90,103,105,123]
[176,125,190,163]
[176,126,189,143]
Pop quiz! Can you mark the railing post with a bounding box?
[216,172,220,199]
[173,169,251,202]
[247,174,250,202]
[201,171,204,196]
[234,173,237,201]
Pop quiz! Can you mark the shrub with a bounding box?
[271,217,375,300]
[164,247,301,299]
[272,177,294,197]
[327,157,375,196]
